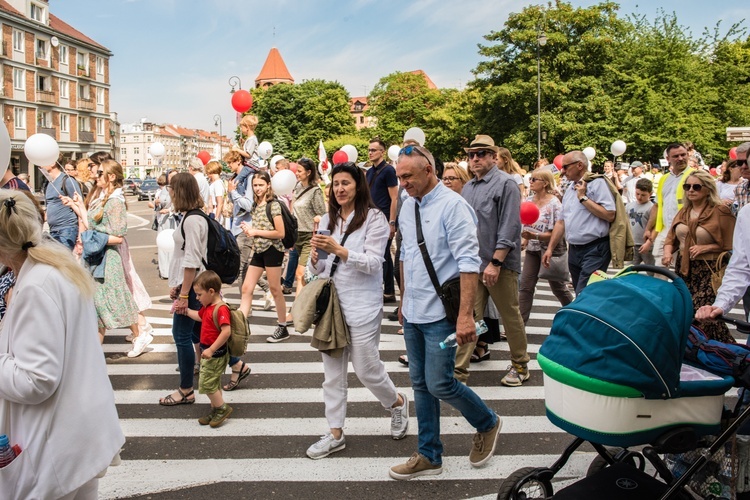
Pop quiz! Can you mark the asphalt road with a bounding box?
[97,197,747,500]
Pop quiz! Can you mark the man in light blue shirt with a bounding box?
[43,161,82,250]
[389,144,501,481]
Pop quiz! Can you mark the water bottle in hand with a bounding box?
[439,320,489,349]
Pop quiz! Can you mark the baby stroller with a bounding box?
[498,264,750,500]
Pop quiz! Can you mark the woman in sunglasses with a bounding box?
[663,169,736,342]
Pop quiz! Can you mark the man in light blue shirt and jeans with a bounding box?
[389,144,501,480]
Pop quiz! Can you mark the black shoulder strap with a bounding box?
[60,173,71,197]
[180,209,207,251]
[415,203,445,299]
[266,198,283,224]
[328,232,350,278]
[297,185,316,200]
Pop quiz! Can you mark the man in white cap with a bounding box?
[621,160,645,204]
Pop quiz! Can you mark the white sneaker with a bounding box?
[263,291,274,311]
[390,392,409,440]
[126,323,152,343]
[306,432,346,459]
[127,332,153,358]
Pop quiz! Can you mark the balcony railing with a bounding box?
[36,90,55,104]
[38,127,55,138]
[79,131,94,143]
[77,98,95,111]
[77,65,89,77]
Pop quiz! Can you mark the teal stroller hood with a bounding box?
[539,267,694,400]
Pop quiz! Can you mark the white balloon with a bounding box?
[156,228,175,253]
[404,127,426,146]
[610,140,627,157]
[458,161,469,170]
[258,141,273,160]
[149,141,165,159]
[270,154,285,171]
[583,147,596,161]
[24,133,59,167]
[387,145,400,162]
[587,159,592,172]
[342,144,358,163]
[0,122,9,181]
[271,169,296,196]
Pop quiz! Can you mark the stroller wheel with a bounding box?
[497,467,553,500]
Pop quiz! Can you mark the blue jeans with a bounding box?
[49,226,78,251]
[568,236,611,294]
[403,318,498,465]
[282,247,299,288]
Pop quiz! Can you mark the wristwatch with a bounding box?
[490,258,503,268]
[579,196,589,204]
[388,220,396,226]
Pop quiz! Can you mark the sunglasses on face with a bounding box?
[683,183,703,192]
[561,161,580,170]
[738,159,748,167]
[468,150,489,159]
[530,177,541,182]
[97,170,105,177]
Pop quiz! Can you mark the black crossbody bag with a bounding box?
[415,204,461,324]
[313,232,350,324]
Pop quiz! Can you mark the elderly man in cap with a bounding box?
[621,161,645,204]
[543,150,616,293]
[458,135,530,387]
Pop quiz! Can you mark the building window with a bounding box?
[121,147,126,156]
[35,39,48,60]
[96,87,104,105]
[14,108,25,129]
[60,79,69,98]
[133,158,140,166]
[37,111,51,128]
[59,45,68,64]
[96,119,105,136]
[147,136,152,142]
[78,84,90,100]
[96,57,104,75]
[76,51,88,74]
[121,136,126,142]
[12,30,23,52]
[37,74,50,92]
[134,147,140,155]
[30,3,45,23]
[133,136,139,141]
[78,116,90,132]
[13,68,24,90]
[60,114,69,133]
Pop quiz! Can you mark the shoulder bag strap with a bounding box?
[368,164,387,188]
[415,203,444,299]
[297,185,316,200]
[328,232,350,278]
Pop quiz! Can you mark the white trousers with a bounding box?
[58,477,99,500]
[321,312,398,429]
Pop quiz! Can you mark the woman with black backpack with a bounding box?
[237,171,291,342]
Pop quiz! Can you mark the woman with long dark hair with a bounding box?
[305,162,408,459]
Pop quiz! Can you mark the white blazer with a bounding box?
[0,259,125,499]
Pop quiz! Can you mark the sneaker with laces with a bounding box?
[389,452,442,480]
[198,407,216,426]
[209,404,233,428]
[127,332,153,358]
[263,291,274,311]
[500,364,530,387]
[306,432,346,459]
[469,415,502,467]
[128,323,153,343]
[266,325,290,343]
[390,393,409,440]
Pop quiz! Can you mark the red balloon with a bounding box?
[553,154,564,169]
[289,162,299,174]
[520,201,540,225]
[231,90,253,113]
[709,167,717,176]
[332,150,349,165]
[196,151,211,165]
[730,147,738,160]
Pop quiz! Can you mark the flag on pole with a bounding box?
[318,140,331,185]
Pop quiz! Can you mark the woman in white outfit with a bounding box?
[305,162,408,459]
[0,189,124,499]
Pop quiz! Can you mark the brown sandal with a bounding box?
[159,388,195,406]
[223,362,251,391]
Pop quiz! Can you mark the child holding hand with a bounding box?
[185,270,234,427]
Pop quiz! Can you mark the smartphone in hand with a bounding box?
[316,229,331,260]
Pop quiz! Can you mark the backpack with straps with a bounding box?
[265,198,298,249]
[181,209,241,284]
[211,301,251,357]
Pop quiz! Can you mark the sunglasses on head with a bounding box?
[683,183,703,192]
[468,150,490,159]
[399,144,431,164]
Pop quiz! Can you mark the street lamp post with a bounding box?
[228,76,242,93]
[537,28,547,160]
[213,114,223,158]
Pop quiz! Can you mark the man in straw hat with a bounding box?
[459,134,530,387]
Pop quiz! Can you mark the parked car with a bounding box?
[136,178,159,201]
[124,178,142,195]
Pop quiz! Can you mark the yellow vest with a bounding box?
[655,167,695,232]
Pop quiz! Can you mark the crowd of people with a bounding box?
[1,122,749,494]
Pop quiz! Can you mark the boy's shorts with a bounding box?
[199,352,229,395]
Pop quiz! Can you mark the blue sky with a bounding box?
[53,0,750,138]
